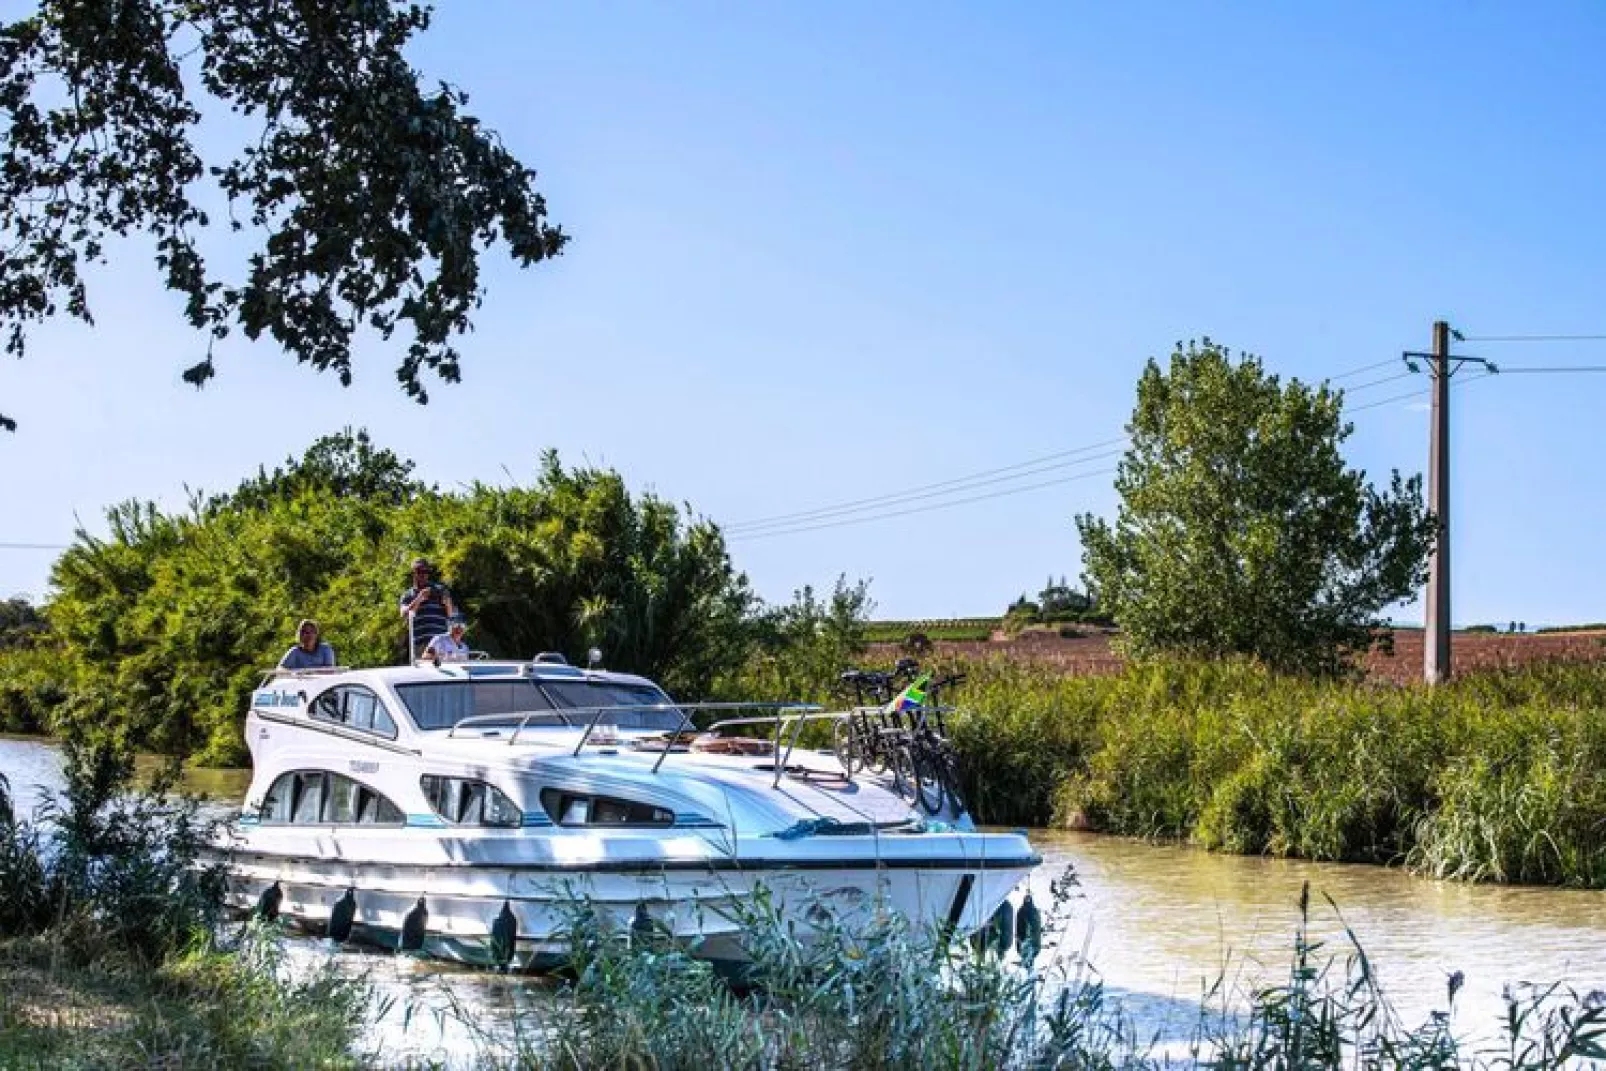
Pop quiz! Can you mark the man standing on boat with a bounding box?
[400,557,456,661]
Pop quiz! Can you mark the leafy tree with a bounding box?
[717,577,873,705]
[0,596,45,649]
[1076,340,1435,676]
[1037,575,1092,618]
[0,1,567,431]
[211,427,424,512]
[43,435,755,762]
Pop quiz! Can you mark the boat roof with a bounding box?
[261,659,662,690]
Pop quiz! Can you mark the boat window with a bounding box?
[420,775,522,827]
[308,685,398,740]
[292,772,325,823]
[258,770,403,826]
[540,787,674,827]
[538,680,685,731]
[395,680,568,732]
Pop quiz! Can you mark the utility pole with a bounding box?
[1423,321,1452,684]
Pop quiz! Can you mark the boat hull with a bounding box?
[216,838,1036,969]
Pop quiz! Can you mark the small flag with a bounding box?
[889,673,930,713]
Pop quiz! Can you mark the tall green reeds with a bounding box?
[945,658,1606,887]
[442,878,1605,1070]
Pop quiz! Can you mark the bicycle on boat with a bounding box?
[832,662,968,817]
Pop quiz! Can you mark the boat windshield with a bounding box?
[395,679,568,732]
[540,680,685,731]
[393,677,685,732]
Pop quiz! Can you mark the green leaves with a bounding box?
[0,1,566,430]
[1078,340,1435,676]
[42,432,753,761]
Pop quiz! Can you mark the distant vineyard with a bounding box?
[863,625,1606,684]
[862,618,1002,643]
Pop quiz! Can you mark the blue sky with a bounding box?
[4,2,1605,625]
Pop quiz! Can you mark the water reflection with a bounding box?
[1023,830,1606,1043]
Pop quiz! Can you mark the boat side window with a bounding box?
[259,770,404,826]
[539,788,674,827]
[420,775,522,827]
[309,685,398,740]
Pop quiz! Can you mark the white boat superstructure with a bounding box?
[217,657,1039,968]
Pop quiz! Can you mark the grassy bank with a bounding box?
[0,932,366,1069]
[0,750,368,1068]
[947,658,1606,886]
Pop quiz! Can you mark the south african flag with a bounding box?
[888,673,930,712]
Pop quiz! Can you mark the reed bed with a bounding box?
[420,876,1605,1070]
[944,659,1606,887]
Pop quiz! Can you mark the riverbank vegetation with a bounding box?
[4,430,862,765]
[0,753,367,1067]
[947,658,1606,887]
[438,878,1606,1069]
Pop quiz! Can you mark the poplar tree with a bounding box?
[1077,340,1435,676]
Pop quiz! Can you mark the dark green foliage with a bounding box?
[0,644,70,735]
[38,432,761,762]
[1077,340,1436,676]
[948,658,1606,887]
[0,1,566,431]
[0,597,45,649]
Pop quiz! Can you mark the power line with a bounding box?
[0,542,68,551]
[1341,369,1495,416]
[1343,388,1427,415]
[1342,371,1416,393]
[729,468,1119,542]
[731,356,1494,540]
[726,447,1125,534]
[1459,334,1606,343]
[724,437,1126,532]
[1491,365,1606,374]
[1326,358,1397,381]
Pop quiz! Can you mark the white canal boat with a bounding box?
[217,656,1039,968]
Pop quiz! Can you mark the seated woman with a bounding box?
[423,615,472,663]
[280,619,336,669]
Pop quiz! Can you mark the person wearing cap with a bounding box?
[423,615,472,663]
[279,619,336,669]
[399,557,456,659]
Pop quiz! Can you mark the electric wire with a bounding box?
[728,467,1119,542]
[726,447,1126,534]
[1490,365,1606,374]
[1459,334,1606,343]
[723,437,1126,532]
[1325,358,1398,381]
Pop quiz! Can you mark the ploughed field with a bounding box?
[869,627,1606,683]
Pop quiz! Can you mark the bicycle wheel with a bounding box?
[867,717,892,773]
[912,747,947,816]
[938,751,966,816]
[833,718,860,778]
[888,744,915,800]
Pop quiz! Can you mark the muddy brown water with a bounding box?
[4,735,1603,1062]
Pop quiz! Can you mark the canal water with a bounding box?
[3,735,1603,1062]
